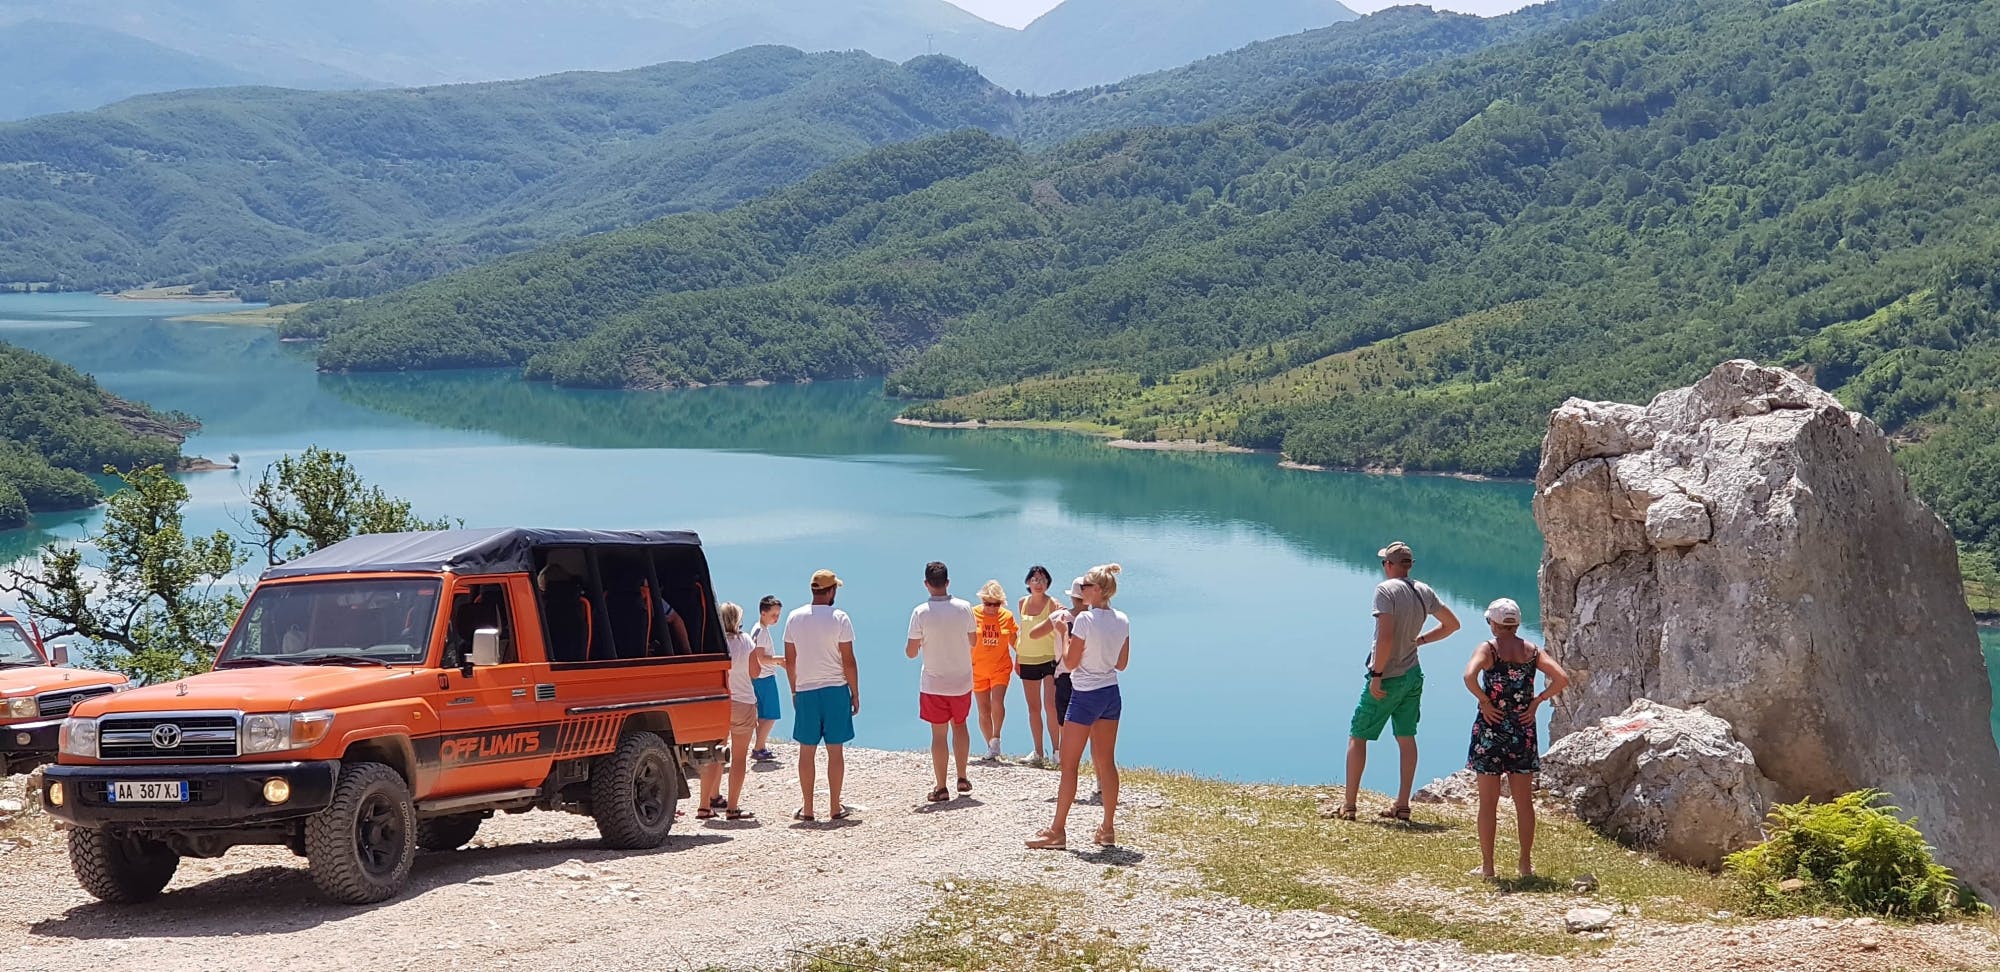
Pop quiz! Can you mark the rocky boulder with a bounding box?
[1412,769,1479,805]
[1536,360,2000,895]
[1539,700,1776,869]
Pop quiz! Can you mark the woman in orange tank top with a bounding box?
[971,579,1017,761]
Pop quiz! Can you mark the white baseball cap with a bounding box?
[1066,576,1088,599]
[1485,598,1522,626]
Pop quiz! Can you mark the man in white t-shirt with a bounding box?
[905,561,977,803]
[783,569,859,822]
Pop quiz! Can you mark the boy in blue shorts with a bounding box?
[750,595,783,762]
[783,570,859,822]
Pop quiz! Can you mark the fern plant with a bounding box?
[1726,790,1986,920]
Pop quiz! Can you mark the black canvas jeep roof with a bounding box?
[260,528,703,580]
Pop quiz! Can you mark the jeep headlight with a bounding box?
[59,717,97,757]
[242,710,335,754]
[2,697,35,719]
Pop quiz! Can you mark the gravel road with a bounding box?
[0,751,1991,972]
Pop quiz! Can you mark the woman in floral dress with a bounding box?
[1462,597,1569,879]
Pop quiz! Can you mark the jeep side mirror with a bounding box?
[471,628,503,668]
[49,642,68,667]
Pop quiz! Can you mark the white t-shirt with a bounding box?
[907,596,976,696]
[1067,608,1128,693]
[750,622,778,679]
[784,604,854,693]
[725,631,758,705]
[1049,608,1075,674]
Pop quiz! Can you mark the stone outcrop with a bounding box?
[1539,700,1776,869]
[1535,360,2000,895]
[1412,769,1479,805]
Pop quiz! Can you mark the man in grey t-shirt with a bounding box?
[1335,541,1460,821]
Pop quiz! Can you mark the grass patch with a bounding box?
[1962,545,2000,618]
[783,880,1153,972]
[1131,770,1742,956]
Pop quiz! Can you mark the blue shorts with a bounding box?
[1064,684,1122,726]
[792,685,855,747]
[753,674,781,721]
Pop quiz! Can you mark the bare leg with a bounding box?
[1022,677,1048,759]
[1046,682,1064,755]
[930,722,949,791]
[974,691,995,751]
[1090,718,1120,842]
[1475,773,1501,877]
[987,686,1007,752]
[797,743,818,818]
[1040,716,1089,843]
[826,744,845,814]
[754,719,775,753]
[1510,773,1537,877]
[698,760,721,811]
[726,728,750,810]
[951,719,971,784]
[1394,735,1419,809]
[1342,737,1367,811]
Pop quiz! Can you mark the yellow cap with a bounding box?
[810,569,842,591]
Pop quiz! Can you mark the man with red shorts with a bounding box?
[906,560,978,803]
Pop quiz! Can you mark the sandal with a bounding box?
[1025,830,1067,850]
[927,786,951,803]
[793,809,815,822]
[829,805,852,820]
[956,776,972,794]
[709,795,727,810]
[726,808,756,821]
[695,808,716,820]
[1332,805,1358,821]
[1378,805,1412,822]
[1094,823,1116,847]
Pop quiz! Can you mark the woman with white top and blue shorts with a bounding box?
[1027,563,1130,851]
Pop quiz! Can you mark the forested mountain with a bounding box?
[0,48,1015,293]
[0,21,263,121]
[984,0,1354,93]
[314,0,2000,568]
[0,342,187,529]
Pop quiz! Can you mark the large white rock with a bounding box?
[1535,360,2000,895]
[1539,699,1776,869]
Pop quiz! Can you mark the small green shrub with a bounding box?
[1726,789,1986,920]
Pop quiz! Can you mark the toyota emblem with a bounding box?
[68,694,84,708]
[151,724,183,749]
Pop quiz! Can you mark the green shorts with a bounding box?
[1349,667,1423,740]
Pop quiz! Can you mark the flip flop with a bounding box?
[927,786,951,803]
[793,809,815,822]
[1094,824,1116,846]
[726,808,756,821]
[829,805,852,820]
[1025,830,1066,850]
[956,776,973,794]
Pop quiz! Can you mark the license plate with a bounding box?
[108,781,188,803]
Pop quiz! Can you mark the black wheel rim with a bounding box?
[633,753,667,827]
[356,793,406,876]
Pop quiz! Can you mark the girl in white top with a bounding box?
[705,602,768,820]
[1027,563,1130,852]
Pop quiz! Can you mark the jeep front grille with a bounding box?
[98,713,241,759]
[35,685,117,718]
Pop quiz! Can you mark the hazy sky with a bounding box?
[944,0,1536,29]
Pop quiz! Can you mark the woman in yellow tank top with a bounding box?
[1015,565,1062,767]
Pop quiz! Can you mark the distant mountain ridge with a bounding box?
[0,0,1358,119]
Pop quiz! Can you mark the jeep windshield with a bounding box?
[215,579,441,668]
[0,620,39,667]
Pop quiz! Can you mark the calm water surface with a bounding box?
[12,294,1986,787]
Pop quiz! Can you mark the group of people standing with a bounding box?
[695,560,1131,850]
[693,539,1568,878]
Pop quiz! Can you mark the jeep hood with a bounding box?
[73,666,425,717]
[0,666,127,699]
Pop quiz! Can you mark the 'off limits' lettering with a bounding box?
[442,730,543,763]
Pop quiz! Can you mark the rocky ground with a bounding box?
[0,752,1993,972]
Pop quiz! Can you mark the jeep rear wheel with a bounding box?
[415,813,483,852]
[68,829,179,903]
[305,761,417,904]
[590,732,677,849]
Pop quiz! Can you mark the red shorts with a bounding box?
[919,691,972,725]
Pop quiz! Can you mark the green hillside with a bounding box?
[314,0,2000,566]
[0,46,1016,294]
[0,342,188,528]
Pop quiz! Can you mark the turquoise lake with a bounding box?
[4,293,1995,787]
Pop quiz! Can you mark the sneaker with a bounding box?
[1017,753,1045,768]
[987,738,1003,761]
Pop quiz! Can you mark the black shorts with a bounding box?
[1018,660,1057,681]
[1054,672,1073,725]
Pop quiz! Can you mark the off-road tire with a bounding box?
[415,813,483,852]
[590,732,677,849]
[68,828,179,903]
[305,761,417,904]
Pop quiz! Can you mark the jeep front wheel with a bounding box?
[305,761,417,904]
[69,828,179,903]
[590,732,677,849]
[415,813,483,852]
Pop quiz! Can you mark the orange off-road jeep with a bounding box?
[1,611,128,774]
[43,528,731,905]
